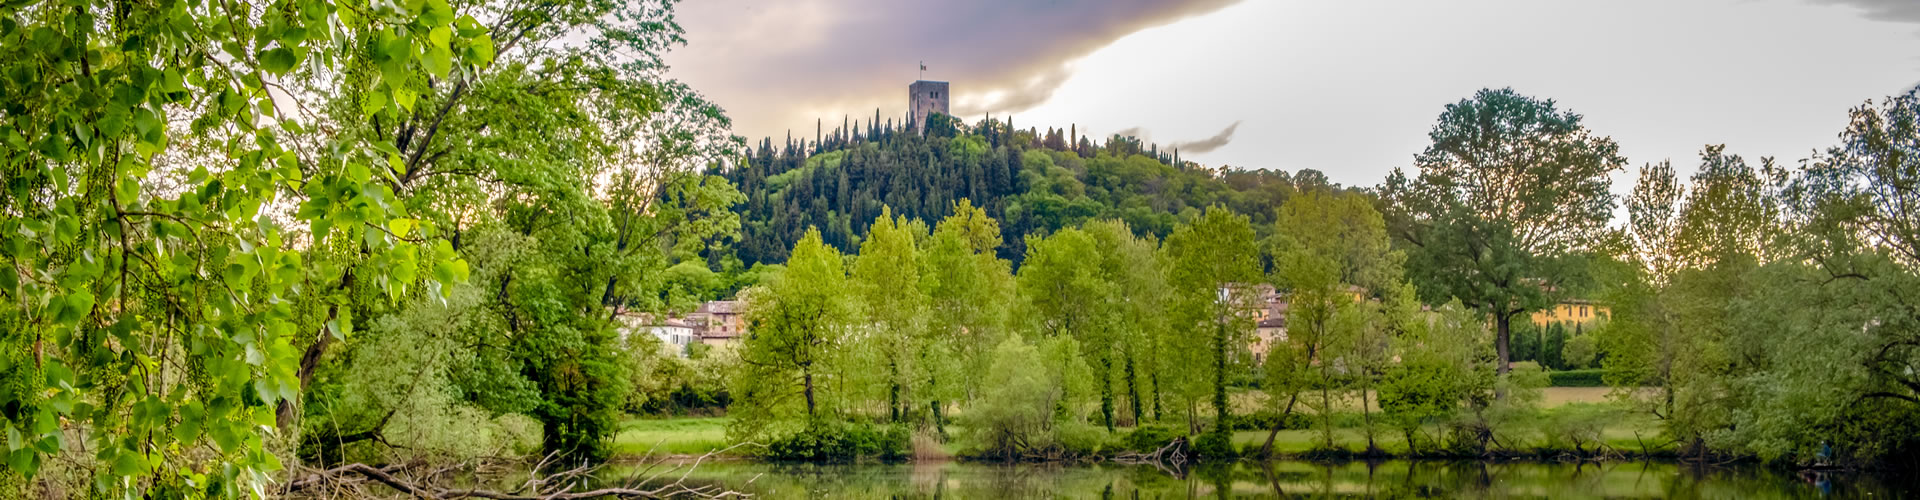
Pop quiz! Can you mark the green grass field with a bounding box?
[612,417,733,456]
[1231,402,1669,456]
[1231,386,1621,415]
[610,388,1659,460]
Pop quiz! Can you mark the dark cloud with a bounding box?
[1810,0,1920,23]
[1113,127,1149,140]
[1168,121,1241,154]
[665,0,1242,138]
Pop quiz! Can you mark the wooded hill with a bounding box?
[718,114,1347,265]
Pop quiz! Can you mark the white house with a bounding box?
[613,312,701,358]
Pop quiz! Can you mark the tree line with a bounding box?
[728,88,1920,467]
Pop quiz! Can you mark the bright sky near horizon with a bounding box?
[665,0,1920,189]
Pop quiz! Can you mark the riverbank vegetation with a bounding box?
[722,89,1920,471]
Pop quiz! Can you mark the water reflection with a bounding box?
[649,460,1913,499]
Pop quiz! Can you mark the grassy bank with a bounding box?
[612,417,733,456]
[610,388,1665,462]
[1233,403,1672,457]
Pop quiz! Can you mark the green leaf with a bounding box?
[421,45,452,78]
[362,89,387,116]
[393,88,416,112]
[54,290,91,325]
[258,47,298,75]
[455,15,485,37]
[9,449,38,477]
[347,162,371,185]
[172,418,201,444]
[110,450,147,476]
[466,34,494,66]
[428,26,450,49]
[388,218,416,237]
[387,152,408,177]
[419,0,455,26]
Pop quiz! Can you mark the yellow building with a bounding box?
[1530,299,1607,327]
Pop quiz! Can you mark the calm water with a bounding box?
[638,460,1913,499]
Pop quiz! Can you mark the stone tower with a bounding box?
[908,80,949,135]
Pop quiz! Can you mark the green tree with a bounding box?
[1015,227,1120,429]
[1086,219,1169,427]
[1378,300,1491,454]
[1383,87,1625,377]
[1276,248,1348,448]
[1265,188,1403,449]
[925,200,1015,405]
[732,229,855,440]
[0,0,486,490]
[1562,333,1598,370]
[1165,206,1261,432]
[852,207,933,425]
[1603,145,1778,451]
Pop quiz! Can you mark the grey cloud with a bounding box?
[1810,0,1920,23]
[952,66,1074,117]
[1113,127,1149,140]
[665,0,1242,138]
[1168,121,1241,154]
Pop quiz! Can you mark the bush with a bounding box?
[1192,429,1238,460]
[1053,422,1116,457]
[760,420,909,461]
[1121,425,1184,452]
[1228,410,1311,432]
[1548,369,1608,387]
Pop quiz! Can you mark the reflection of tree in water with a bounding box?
[644,460,1916,498]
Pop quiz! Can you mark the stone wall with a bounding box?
[908,80,949,134]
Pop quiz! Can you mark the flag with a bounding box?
[920,63,927,71]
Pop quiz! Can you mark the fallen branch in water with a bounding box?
[1114,437,1189,476]
[283,443,760,499]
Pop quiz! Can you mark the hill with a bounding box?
[717,114,1351,266]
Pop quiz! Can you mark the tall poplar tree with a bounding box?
[1164,206,1260,429]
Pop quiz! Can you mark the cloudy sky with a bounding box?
[664,0,1920,188]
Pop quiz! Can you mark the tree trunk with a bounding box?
[280,269,357,431]
[1187,401,1199,435]
[1100,354,1115,432]
[1126,354,1142,426]
[1258,393,1299,457]
[1151,372,1163,421]
[1361,375,1376,451]
[804,368,817,418]
[889,359,901,422]
[931,399,945,437]
[1320,365,1334,449]
[1495,312,1512,376]
[1494,312,1512,401]
[1213,321,1231,425]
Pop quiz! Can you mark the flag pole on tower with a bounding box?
[919,61,926,80]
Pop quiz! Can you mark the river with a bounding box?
[636,460,1913,499]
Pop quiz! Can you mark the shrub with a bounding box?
[1192,429,1238,460]
[1053,422,1116,456]
[1122,425,1184,452]
[1228,410,1311,432]
[760,420,909,461]
[1548,369,1608,387]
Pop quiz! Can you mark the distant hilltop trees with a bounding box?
[716,113,1350,267]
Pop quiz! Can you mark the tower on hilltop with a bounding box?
[908,80,949,135]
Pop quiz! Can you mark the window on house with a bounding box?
[931,92,939,98]
[1580,306,1588,317]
